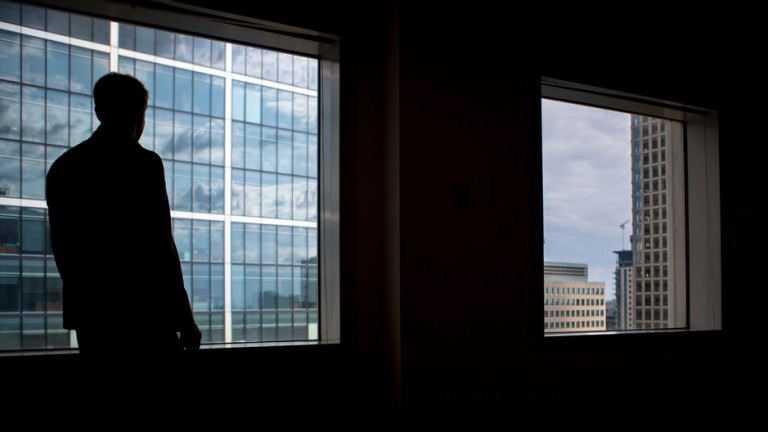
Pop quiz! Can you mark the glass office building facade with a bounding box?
[0,2,319,350]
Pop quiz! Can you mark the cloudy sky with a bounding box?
[541,99,631,299]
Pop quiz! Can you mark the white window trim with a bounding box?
[542,78,721,335]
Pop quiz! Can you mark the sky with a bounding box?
[541,99,631,300]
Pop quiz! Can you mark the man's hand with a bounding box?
[180,323,202,351]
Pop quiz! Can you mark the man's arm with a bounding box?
[154,154,201,350]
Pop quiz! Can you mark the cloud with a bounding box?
[542,99,631,290]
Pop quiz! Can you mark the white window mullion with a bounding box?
[109,22,119,72]
[223,42,233,343]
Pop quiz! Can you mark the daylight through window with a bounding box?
[542,97,687,334]
[0,2,332,350]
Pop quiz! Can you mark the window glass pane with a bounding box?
[46,9,69,36]
[22,258,45,311]
[21,5,45,30]
[0,82,20,140]
[92,18,109,45]
[211,76,225,118]
[277,175,292,220]
[175,33,193,62]
[46,41,69,90]
[231,121,244,169]
[232,80,244,121]
[0,30,21,82]
[154,108,174,159]
[308,96,318,133]
[136,60,154,107]
[210,118,224,166]
[21,208,45,254]
[245,170,260,217]
[244,224,260,264]
[21,143,45,199]
[92,51,108,88]
[0,2,20,25]
[136,26,155,55]
[277,227,292,265]
[288,130,309,181]
[232,264,244,310]
[277,90,292,129]
[119,23,135,50]
[193,72,211,115]
[155,30,174,59]
[261,173,277,218]
[246,47,261,78]
[277,130,292,174]
[211,166,224,214]
[245,124,260,171]
[292,267,307,310]
[232,45,245,75]
[261,225,277,265]
[278,53,292,84]
[173,161,192,211]
[173,219,192,262]
[292,176,308,221]
[231,223,244,264]
[307,178,317,221]
[0,267,20,313]
[155,64,173,109]
[308,58,318,91]
[293,94,308,132]
[211,40,225,70]
[277,310,293,341]
[193,115,211,164]
[70,46,92,95]
[262,50,277,81]
[45,90,69,146]
[22,36,45,86]
[293,56,308,88]
[262,88,277,127]
[211,222,224,263]
[192,263,209,311]
[231,169,244,216]
[174,111,192,161]
[262,127,277,173]
[193,37,211,67]
[118,56,134,76]
[246,265,261,310]
[174,68,192,112]
[192,163,210,213]
[245,83,261,124]
[262,267,277,311]
[0,140,21,198]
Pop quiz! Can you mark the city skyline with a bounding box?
[542,99,631,300]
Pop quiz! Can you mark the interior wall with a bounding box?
[2,0,753,424]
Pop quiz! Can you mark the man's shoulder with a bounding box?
[47,138,93,176]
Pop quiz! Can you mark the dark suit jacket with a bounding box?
[46,126,195,335]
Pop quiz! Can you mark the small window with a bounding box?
[542,79,721,335]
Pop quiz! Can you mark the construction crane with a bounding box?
[619,219,630,250]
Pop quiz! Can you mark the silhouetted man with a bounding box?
[46,73,201,355]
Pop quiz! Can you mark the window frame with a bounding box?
[538,78,721,342]
[0,0,340,354]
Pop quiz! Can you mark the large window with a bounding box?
[0,1,339,351]
[541,79,721,335]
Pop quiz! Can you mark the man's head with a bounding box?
[93,72,149,140]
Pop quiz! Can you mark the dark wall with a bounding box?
[3,0,754,425]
